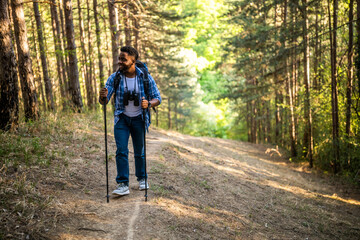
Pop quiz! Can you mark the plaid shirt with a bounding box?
[104,66,162,130]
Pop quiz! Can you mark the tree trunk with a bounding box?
[108,0,119,72]
[50,0,66,103]
[266,100,271,143]
[261,100,266,143]
[291,4,299,146]
[77,0,92,109]
[283,0,296,157]
[63,0,83,111]
[33,1,54,111]
[257,99,262,144]
[314,2,320,91]
[31,18,46,111]
[302,0,313,167]
[0,0,19,130]
[328,0,340,172]
[59,0,70,94]
[357,0,360,98]
[93,0,104,88]
[346,0,354,138]
[252,99,257,143]
[168,97,171,129]
[101,4,112,76]
[275,87,281,144]
[133,6,140,54]
[85,0,95,107]
[174,101,178,131]
[123,2,131,46]
[11,0,39,121]
[246,101,251,142]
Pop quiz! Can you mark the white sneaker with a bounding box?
[139,179,149,190]
[112,183,130,195]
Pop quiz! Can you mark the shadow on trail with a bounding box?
[48,128,360,240]
[139,130,360,239]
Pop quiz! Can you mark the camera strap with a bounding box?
[124,75,137,93]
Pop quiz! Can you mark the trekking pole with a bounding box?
[143,109,148,202]
[103,96,110,203]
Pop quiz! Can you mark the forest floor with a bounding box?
[1,112,360,239]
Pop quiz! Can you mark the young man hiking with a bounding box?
[99,46,161,195]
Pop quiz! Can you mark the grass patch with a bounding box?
[0,110,105,239]
[151,162,167,174]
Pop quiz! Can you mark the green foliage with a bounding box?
[314,137,360,179]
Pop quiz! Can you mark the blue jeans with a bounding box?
[114,113,146,185]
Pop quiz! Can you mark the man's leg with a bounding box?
[114,114,130,185]
[130,115,146,181]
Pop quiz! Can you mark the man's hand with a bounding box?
[141,97,149,109]
[99,88,108,104]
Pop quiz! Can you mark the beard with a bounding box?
[119,64,130,73]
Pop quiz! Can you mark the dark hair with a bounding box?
[120,46,139,60]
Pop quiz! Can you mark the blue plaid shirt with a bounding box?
[104,66,161,130]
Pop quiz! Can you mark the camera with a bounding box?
[123,90,139,106]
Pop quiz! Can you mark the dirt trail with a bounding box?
[47,127,360,240]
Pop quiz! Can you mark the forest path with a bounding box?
[47,126,360,240]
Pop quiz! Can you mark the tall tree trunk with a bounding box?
[101,3,112,76]
[31,18,46,111]
[328,0,340,172]
[50,0,66,103]
[123,2,131,46]
[33,1,54,111]
[283,0,296,157]
[314,2,320,91]
[63,0,83,111]
[346,0,354,138]
[11,0,39,121]
[302,0,313,167]
[133,6,140,53]
[93,0,104,87]
[77,0,92,109]
[357,0,360,98]
[86,0,95,107]
[59,0,70,94]
[108,0,119,72]
[0,0,19,130]
[292,7,299,146]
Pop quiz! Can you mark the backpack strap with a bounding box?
[136,61,150,100]
[113,61,155,112]
[113,70,121,99]
[136,60,156,112]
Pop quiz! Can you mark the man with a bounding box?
[99,46,161,196]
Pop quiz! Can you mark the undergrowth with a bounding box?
[0,110,104,239]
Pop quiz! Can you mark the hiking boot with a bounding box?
[112,183,130,195]
[139,179,149,190]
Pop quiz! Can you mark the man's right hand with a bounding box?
[99,88,108,104]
